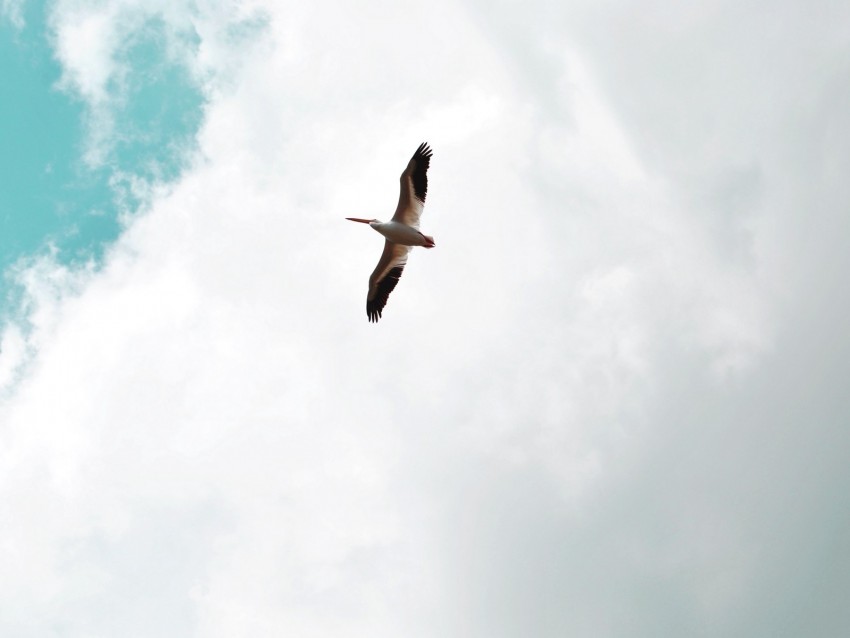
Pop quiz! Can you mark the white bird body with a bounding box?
[369,220,433,247]
[347,142,435,322]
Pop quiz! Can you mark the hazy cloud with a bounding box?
[1,0,24,28]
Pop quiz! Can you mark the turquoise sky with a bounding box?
[0,2,203,318]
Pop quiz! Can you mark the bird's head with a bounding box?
[346,218,379,225]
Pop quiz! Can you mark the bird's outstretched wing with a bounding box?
[391,142,432,229]
[367,240,412,322]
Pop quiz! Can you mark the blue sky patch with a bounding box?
[0,3,204,318]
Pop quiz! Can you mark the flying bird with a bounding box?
[347,142,435,322]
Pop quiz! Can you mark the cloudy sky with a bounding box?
[1,0,849,635]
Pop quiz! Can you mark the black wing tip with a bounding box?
[365,266,405,323]
[414,142,433,160]
[411,143,432,203]
[367,303,382,322]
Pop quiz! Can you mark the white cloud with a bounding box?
[52,6,118,105]
[47,0,266,167]
[2,0,850,635]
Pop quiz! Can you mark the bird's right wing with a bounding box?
[391,142,433,229]
[367,240,412,322]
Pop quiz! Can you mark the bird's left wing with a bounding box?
[367,240,412,322]
[391,142,432,229]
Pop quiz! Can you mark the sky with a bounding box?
[0,0,849,636]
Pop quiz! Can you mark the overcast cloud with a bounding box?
[1,0,849,636]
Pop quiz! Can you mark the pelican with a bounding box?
[347,142,435,322]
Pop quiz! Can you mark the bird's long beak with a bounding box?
[346,217,372,224]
